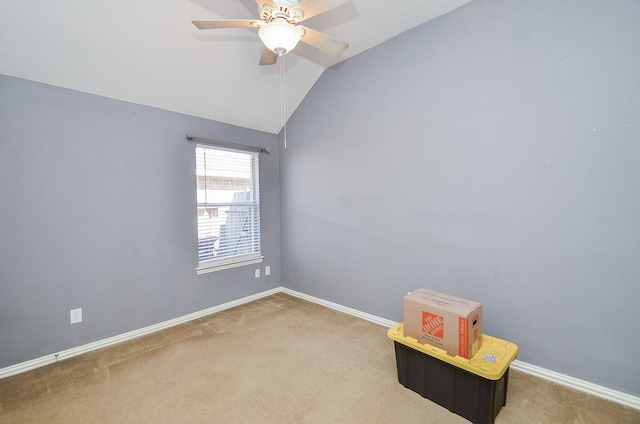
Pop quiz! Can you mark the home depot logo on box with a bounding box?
[403,289,482,359]
[422,311,444,338]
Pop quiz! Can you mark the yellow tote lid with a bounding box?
[387,323,518,380]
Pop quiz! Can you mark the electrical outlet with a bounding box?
[70,308,82,324]
[265,266,271,276]
[255,268,260,278]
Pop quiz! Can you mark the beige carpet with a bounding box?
[1,293,638,423]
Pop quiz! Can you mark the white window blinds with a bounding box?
[195,144,262,273]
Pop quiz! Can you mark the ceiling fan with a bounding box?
[192,0,350,66]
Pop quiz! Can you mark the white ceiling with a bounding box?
[0,0,471,134]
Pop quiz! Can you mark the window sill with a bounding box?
[196,255,264,275]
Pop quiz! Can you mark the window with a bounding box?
[195,144,262,274]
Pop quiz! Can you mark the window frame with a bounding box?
[194,143,263,274]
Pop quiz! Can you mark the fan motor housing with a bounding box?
[260,1,304,24]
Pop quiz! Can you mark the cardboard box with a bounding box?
[403,289,482,359]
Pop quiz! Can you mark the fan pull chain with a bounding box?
[280,53,287,148]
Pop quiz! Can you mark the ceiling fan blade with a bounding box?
[294,0,350,22]
[259,47,278,66]
[300,26,349,57]
[192,20,257,30]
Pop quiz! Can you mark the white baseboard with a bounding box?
[2,285,638,411]
[281,287,640,411]
[279,287,398,328]
[0,287,281,380]
[509,360,640,411]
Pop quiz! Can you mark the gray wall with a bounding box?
[0,75,280,368]
[280,0,640,396]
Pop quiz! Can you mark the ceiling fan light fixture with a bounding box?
[258,21,302,55]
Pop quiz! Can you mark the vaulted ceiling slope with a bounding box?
[0,0,471,134]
